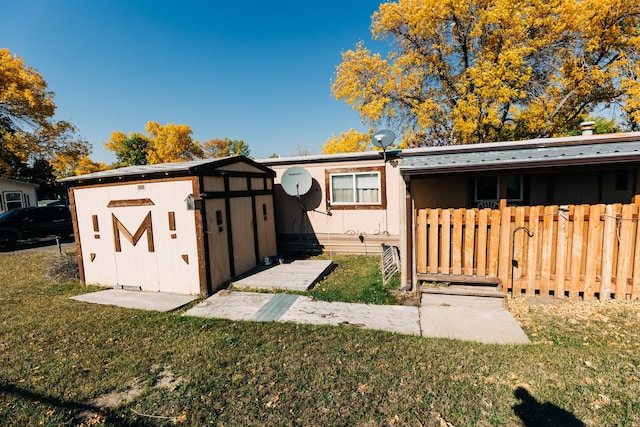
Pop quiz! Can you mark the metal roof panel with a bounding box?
[400,140,640,175]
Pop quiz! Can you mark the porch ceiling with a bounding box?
[400,139,640,176]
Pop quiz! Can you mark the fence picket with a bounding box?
[464,208,476,275]
[526,206,540,295]
[615,204,633,299]
[428,208,440,274]
[540,205,555,295]
[568,205,585,298]
[632,204,640,300]
[555,206,569,298]
[511,207,526,294]
[451,209,463,275]
[417,209,427,273]
[487,209,501,277]
[477,209,488,276]
[584,205,604,300]
[600,204,616,299]
[440,209,451,274]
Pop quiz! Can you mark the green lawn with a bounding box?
[1,251,640,426]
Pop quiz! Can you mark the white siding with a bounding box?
[0,179,38,213]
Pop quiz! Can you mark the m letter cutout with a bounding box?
[112,212,155,252]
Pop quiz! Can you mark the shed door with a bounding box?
[111,208,160,291]
[230,197,257,275]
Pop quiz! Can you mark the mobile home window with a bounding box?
[330,172,381,205]
[475,176,498,201]
[474,175,523,203]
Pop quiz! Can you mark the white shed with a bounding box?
[0,178,39,213]
[60,157,277,295]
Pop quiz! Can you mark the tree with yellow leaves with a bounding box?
[322,129,371,154]
[332,0,640,146]
[202,138,251,158]
[105,122,203,165]
[51,148,110,177]
[145,121,203,164]
[0,49,91,177]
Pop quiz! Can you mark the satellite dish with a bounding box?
[371,129,396,149]
[281,167,312,197]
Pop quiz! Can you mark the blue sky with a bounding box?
[1,1,386,163]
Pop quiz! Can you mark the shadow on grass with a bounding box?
[0,382,154,426]
[512,387,585,427]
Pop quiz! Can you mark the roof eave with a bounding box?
[400,153,640,176]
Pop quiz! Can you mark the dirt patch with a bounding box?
[74,368,184,425]
[389,289,420,306]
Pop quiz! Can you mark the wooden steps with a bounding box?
[419,274,506,299]
[418,274,501,286]
[420,284,506,299]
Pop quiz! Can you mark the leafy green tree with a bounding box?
[104,131,150,166]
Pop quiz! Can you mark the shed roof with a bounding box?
[400,133,640,176]
[59,156,275,186]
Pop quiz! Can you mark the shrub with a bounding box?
[46,252,79,283]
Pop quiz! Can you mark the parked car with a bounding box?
[0,206,73,249]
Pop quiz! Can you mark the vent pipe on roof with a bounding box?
[580,121,596,136]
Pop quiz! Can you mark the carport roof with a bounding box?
[400,133,640,176]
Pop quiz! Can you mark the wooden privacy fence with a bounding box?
[415,203,640,300]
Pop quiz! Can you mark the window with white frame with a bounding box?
[327,167,386,208]
[3,191,23,211]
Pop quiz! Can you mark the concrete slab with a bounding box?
[280,297,422,335]
[232,260,333,292]
[70,289,198,312]
[420,294,530,344]
[251,294,299,322]
[182,291,274,321]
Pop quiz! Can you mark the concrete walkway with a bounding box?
[70,289,529,344]
[232,260,334,292]
[420,294,530,344]
[183,290,530,344]
[184,291,421,335]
